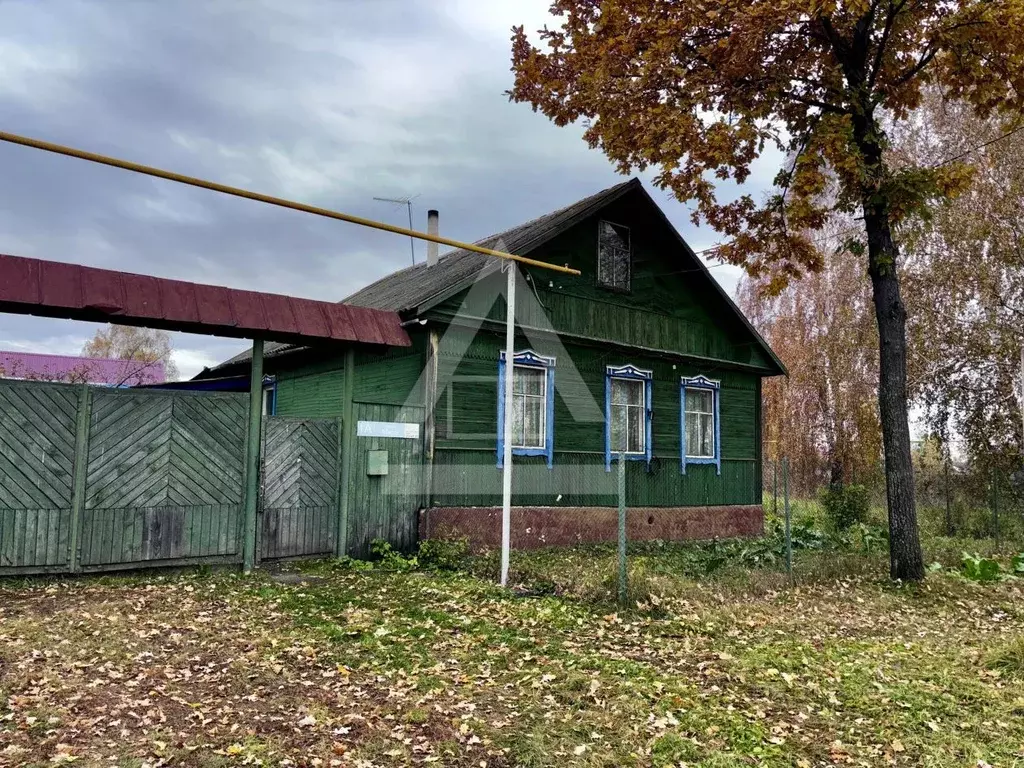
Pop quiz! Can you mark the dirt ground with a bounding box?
[3,556,1024,767]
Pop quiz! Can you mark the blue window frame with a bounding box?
[605,365,653,471]
[497,350,555,469]
[680,376,721,475]
[262,376,277,416]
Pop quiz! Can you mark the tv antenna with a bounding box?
[373,195,419,266]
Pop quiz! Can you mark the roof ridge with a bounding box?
[439,178,639,258]
[342,178,638,306]
[340,177,641,312]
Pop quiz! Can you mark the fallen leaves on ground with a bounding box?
[2,554,1024,767]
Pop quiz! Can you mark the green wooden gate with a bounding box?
[0,381,78,572]
[258,416,341,561]
[80,388,247,569]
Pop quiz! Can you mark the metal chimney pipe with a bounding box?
[427,209,439,267]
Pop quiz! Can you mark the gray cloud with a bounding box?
[0,0,774,378]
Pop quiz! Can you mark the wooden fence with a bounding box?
[0,379,340,575]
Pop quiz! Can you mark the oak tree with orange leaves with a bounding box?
[510,0,1024,581]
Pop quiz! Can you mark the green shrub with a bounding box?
[1013,553,1024,574]
[369,539,418,572]
[820,484,870,530]
[418,538,470,571]
[851,522,889,554]
[961,552,1001,582]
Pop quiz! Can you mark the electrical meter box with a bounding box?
[366,450,389,476]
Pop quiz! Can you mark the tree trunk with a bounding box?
[863,206,925,581]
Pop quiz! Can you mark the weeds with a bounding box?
[418,537,470,571]
[985,636,1024,677]
[821,483,871,530]
[961,552,1003,582]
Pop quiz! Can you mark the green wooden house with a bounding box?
[207,179,785,555]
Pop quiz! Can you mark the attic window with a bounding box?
[598,221,631,291]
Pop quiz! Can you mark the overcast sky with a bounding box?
[0,0,781,380]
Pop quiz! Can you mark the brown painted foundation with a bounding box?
[419,505,763,551]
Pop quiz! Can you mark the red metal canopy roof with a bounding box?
[0,253,410,347]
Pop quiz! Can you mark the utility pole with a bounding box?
[500,261,517,587]
[374,196,418,266]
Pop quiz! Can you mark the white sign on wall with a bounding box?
[356,421,420,439]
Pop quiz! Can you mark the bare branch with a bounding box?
[868,0,908,89]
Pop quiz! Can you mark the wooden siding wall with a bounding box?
[347,403,424,557]
[275,360,346,419]
[428,195,775,372]
[431,327,759,508]
[269,346,427,556]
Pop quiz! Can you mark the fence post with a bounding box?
[783,457,793,586]
[67,384,92,574]
[242,339,264,573]
[993,470,1001,552]
[773,459,779,518]
[617,452,627,608]
[336,348,356,558]
[944,458,954,537]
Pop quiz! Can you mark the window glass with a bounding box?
[511,365,547,449]
[610,377,645,454]
[598,221,631,291]
[685,387,715,458]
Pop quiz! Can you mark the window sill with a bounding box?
[681,455,722,476]
[596,284,632,295]
[497,445,555,470]
[605,451,651,471]
[512,447,549,455]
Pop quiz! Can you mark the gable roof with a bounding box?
[206,180,640,373]
[343,177,784,375]
[344,179,640,313]
[632,185,788,376]
[208,178,785,376]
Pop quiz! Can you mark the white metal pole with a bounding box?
[500,262,516,586]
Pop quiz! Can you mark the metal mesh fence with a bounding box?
[466,456,1024,600]
[761,457,1024,552]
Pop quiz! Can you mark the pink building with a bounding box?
[0,350,166,387]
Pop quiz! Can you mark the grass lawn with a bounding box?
[4,539,1024,767]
